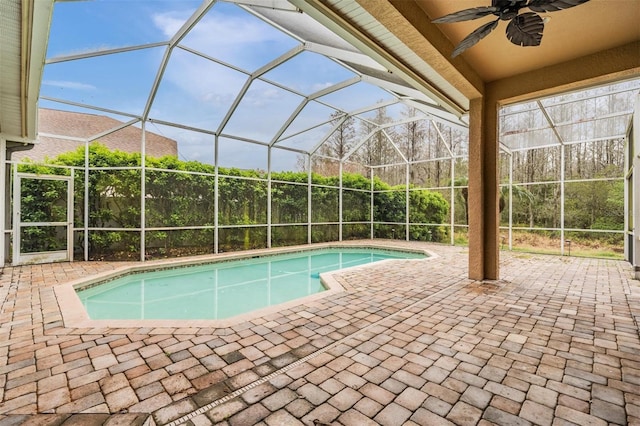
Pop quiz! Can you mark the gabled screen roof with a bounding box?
[41,0,466,165]
[40,0,638,165]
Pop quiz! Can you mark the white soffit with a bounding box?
[0,0,23,139]
[0,0,53,143]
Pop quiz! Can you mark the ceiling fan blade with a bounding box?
[433,6,498,23]
[527,0,591,13]
[494,0,529,10]
[451,19,499,58]
[506,12,544,46]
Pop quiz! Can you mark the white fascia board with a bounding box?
[0,134,35,144]
[24,0,54,141]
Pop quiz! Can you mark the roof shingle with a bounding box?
[12,109,177,162]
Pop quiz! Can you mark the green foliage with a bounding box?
[565,180,623,231]
[343,223,370,240]
[409,189,449,241]
[271,182,308,224]
[311,187,339,222]
[20,142,451,258]
[311,224,339,243]
[371,178,449,241]
[341,172,371,190]
[18,177,69,252]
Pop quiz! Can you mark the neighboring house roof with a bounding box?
[12,108,178,162]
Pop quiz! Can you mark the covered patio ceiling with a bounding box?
[417,0,640,83]
[296,0,640,111]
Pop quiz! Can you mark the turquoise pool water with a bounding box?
[76,248,425,320]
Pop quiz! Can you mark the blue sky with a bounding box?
[40,0,398,169]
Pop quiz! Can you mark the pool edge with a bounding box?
[54,241,437,332]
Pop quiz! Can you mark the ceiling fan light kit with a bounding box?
[432,0,591,57]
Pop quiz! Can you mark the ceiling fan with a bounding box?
[432,0,591,58]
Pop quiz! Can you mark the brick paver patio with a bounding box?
[0,241,638,425]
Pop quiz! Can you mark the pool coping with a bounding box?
[54,241,437,331]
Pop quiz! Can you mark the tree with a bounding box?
[398,106,427,182]
[453,177,533,226]
[356,106,394,168]
[310,112,356,176]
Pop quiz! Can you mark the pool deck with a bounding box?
[0,240,638,426]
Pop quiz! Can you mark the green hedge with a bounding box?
[18,143,449,259]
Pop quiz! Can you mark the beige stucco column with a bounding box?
[468,96,500,281]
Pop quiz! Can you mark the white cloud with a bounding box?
[145,6,318,166]
[149,8,262,110]
[42,80,96,91]
[157,47,248,110]
[171,13,285,50]
[152,11,189,39]
[152,6,295,72]
[243,86,287,107]
[310,82,334,93]
[202,92,237,105]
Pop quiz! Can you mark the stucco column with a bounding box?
[468,97,500,280]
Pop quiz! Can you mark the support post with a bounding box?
[0,138,5,266]
[214,135,219,254]
[405,162,410,241]
[140,122,146,261]
[339,161,343,241]
[450,157,455,246]
[84,140,89,261]
[267,147,272,248]
[468,97,500,280]
[508,153,513,251]
[12,165,18,266]
[370,167,374,239]
[307,155,312,244]
[560,144,566,255]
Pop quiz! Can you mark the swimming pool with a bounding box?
[76,247,426,320]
